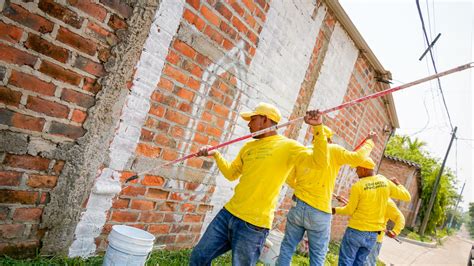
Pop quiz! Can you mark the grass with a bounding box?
[0,241,385,265]
[401,227,456,243]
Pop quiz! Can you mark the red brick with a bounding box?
[86,21,114,43]
[57,27,97,56]
[146,188,169,200]
[231,17,248,34]
[165,110,190,126]
[220,22,238,40]
[0,190,38,204]
[83,77,102,94]
[0,86,21,107]
[216,2,233,20]
[121,186,146,197]
[177,234,196,243]
[183,9,205,31]
[204,26,224,44]
[3,4,54,33]
[153,133,174,147]
[13,207,43,221]
[139,212,164,223]
[161,149,178,161]
[4,154,50,171]
[0,224,25,239]
[197,204,213,213]
[136,143,162,157]
[9,70,56,96]
[163,65,188,84]
[183,214,203,223]
[74,56,105,77]
[111,211,138,222]
[0,43,37,67]
[25,34,68,63]
[176,87,195,102]
[186,0,200,10]
[26,174,58,188]
[52,160,65,174]
[39,61,82,85]
[0,109,45,132]
[173,40,196,59]
[0,21,23,43]
[61,88,95,108]
[160,202,178,213]
[97,46,111,62]
[99,0,133,18]
[148,224,170,234]
[48,121,86,139]
[180,203,196,212]
[156,77,174,92]
[200,5,220,27]
[71,109,87,123]
[0,171,22,186]
[108,14,127,30]
[26,96,69,119]
[112,198,129,209]
[141,175,165,187]
[131,200,155,210]
[149,103,165,118]
[39,0,83,29]
[68,0,107,22]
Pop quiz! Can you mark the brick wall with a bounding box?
[378,156,421,227]
[0,0,398,258]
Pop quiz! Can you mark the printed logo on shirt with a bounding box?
[245,147,273,161]
[363,181,387,191]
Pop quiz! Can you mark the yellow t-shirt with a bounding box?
[377,198,405,242]
[213,125,328,228]
[335,175,411,232]
[286,140,374,213]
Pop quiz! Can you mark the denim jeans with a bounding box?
[338,227,378,266]
[277,198,332,266]
[364,242,382,266]
[190,208,269,266]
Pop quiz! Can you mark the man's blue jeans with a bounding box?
[364,242,382,266]
[277,198,332,266]
[338,227,378,266]
[190,208,269,266]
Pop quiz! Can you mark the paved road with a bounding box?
[379,228,473,265]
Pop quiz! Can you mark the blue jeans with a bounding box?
[364,242,382,266]
[190,208,269,266]
[338,227,378,266]
[277,198,332,266]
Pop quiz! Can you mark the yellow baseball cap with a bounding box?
[240,102,282,123]
[351,157,376,169]
[323,125,333,139]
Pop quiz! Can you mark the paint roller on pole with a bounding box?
[125,62,473,183]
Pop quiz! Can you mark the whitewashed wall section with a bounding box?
[298,22,359,145]
[68,0,186,257]
[201,0,327,233]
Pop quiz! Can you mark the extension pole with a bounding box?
[419,126,458,236]
[126,63,473,182]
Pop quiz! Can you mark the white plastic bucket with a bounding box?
[103,225,155,266]
[259,230,285,265]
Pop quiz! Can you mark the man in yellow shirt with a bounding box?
[332,158,411,266]
[190,102,329,265]
[277,127,376,266]
[364,198,405,266]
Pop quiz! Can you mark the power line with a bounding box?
[415,0,454,130]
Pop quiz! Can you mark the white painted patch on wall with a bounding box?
[68,0,185,257]
[298,22,359,144]
[202,0,326,233]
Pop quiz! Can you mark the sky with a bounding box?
[339,0,473,210]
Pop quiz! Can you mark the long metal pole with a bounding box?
[447,181,465,228]
[126,63,473,182]
[419,126,458,236]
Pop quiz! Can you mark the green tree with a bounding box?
[385,135,458,235]
[469,202,474,237]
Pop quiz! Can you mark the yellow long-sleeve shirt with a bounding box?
[377,198,405,242]
[335,175,411,232]
[286,140,374,213]
[213,125,328,229]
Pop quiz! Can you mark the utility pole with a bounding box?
[419,126,457,236]
[447,181,465,229]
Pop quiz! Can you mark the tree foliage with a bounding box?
[385,135,458,235]
[469,203,474,238]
